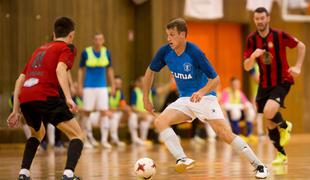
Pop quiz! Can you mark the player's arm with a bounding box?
[107,67,115,95]
[244,49,265,71]
[7,74,25,127]
[289,40,306,77]
[191,76,220,103]
[143,67,155,113]
[56,62,77,112]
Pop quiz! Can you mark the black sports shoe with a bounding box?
[18,174,30,180]
[61,175,80,180]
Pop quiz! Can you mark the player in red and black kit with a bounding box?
[244,7,306,165]
[6,17,83,180]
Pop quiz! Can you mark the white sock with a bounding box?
[22,124,31,139]
[231,136,263,168]
[47,123,55,146]
[19,168,30,177]
[110,113,121,142]
[83,116,94,140]
[128,113,139,141]
[63,169,74,177]
[140,116,153,140]
[100,116,109,143]
[160,128,186,160]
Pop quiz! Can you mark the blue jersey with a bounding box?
[149,42,217,97]
[79,48,112,88]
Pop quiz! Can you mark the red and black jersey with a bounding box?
[244,28,298,88]
[19,41,76,104]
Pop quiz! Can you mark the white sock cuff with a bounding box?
[19,169,30,177]
[160,128,175,141]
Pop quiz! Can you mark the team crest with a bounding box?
[268,42,274,49]
[183,63,192,72]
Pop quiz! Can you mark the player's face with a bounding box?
[93,34,105,47]
[115,78,122,89]
[231,79,241,90]
[166,27,185,50]
[253,12,270,32]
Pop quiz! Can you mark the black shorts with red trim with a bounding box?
[256,82,291,113]
[20,96,74,131]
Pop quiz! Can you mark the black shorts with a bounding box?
[20,96,74,131]
[256,83,291,113]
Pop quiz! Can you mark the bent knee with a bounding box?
[263,108,276,119]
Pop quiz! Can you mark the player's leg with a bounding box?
[155,108,195,173]
[110,111,126,147]
[57,118,84,180]
[82,88,98,147]
[98,88,112,148]
[139,113,153,141]
[128,112,145,145]
[263,100,290,164]
[207,119,268,178]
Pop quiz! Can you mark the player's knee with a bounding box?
[263,108,276,119]
[154,117,167,131]
[32,128,46,141]
[266,120,277,129]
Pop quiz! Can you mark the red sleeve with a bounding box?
[243,35,254,60]
[59,44,76,70]
[282,31,298,48]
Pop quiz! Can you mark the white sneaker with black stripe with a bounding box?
[175,157,195,173]
[255,165,268,179]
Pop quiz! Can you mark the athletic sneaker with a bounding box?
[272,152,288,165]
[113,141,126,147]
[18,174,30,180]
[175,157,195,173]
[255,165,268,179]
[89,137,99,147]
[61,175,80,180]
[279,121,292,146]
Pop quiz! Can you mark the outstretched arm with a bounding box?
[143,67,156,113]
[190,76,220,103]
[7,74,25,127]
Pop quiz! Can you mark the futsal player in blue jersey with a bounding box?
[143,18,268,179]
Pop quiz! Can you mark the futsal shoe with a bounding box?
[271,152,288,165]
[255,165,268,179]
[175,157,195,173]
[18,174,30,180]
[101,141,112,149]
[279,121,292,146]
[61,175,80,180]
[112,140,126,147]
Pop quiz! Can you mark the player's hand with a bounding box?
[66,98,78,113]
[190,91,204,103]
[7,111,21,128]
[143,97,154,113]
[288,66,301,77]
[251,48,266,59]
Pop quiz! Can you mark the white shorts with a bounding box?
[83,88,109,111]
[166,95,224,122]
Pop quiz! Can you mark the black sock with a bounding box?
[268,128,286,155]
[65,139,83,171]
[272,112,287,129]
[21,137,41,169]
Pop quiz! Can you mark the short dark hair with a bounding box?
[230,76,239,82]
[254,7,269,16]
[54,17,75,38]
[115,75,122,80]
[166,18,187,36]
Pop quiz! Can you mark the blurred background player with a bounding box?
[221,77,257,142]
[244,7,306,165]
[108,76,127,147]
[78,32,115,149]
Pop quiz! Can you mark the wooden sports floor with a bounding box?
[1,134,310,180]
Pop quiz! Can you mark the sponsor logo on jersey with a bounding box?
[171,71,193,80]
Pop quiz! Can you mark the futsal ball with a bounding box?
[134,158,156,180]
